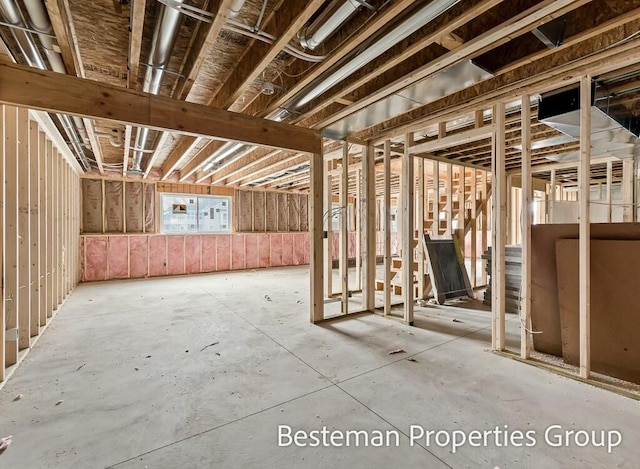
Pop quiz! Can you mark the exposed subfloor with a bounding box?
[0,266,638,468]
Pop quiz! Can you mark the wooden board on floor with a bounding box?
[555,239,640,384]
[531,223,640,357]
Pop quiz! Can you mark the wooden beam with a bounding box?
[520,95,532,359]
[310,151,324,323]
[411,127,495,154]
[402,133,414,325]
[44,0,80,76]
[127,0,146,89]
[160,136,203,180]
[383,140,392,316]
[492,102,506,351]
[0,63,322,155]
[579,75,591,379]
[362,144,376,311]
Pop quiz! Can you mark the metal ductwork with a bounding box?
[129,0,184,175]
[538,83,640,163]
[298,0,363,50]
[0,0,90,169]
[229,0,246,17]
[292,0,462,110]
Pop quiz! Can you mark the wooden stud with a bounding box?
[549,168,556,223]
[362,144,376,311]
[310,150,324,323]
[340,142,349,315]
[434,161,440,236]
[416,157,426,299]
[383,140,392,315]
[29,123,40,338]
[606,161,612,222]
[492,102,506,351]
[323,161,333,297]
[579,75,591,379]
[46,139,53,318]
[481,170,488,285]
[622,159,633,222]
[38,133,46,327]
[355,168,361,291]
[521,95,532,359]
[0,106,5,379]
[470,169,477,287]
[4,105,19,366]
[446,164,453,237]
[17,108,30,350]
[402,133,414,325]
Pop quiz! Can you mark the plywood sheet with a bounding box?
[266,192,278,232]
[555,239,640,384]
[231,234,246,270]
[107,236,129,279]
[270,233,282,267]
[105,180,124,232]
[253,192,266,232]
[202,235,217,272]
[258,233,270,268]
[531,223,640,356]
[84,237,108,281]
[245,234,259,269]
[167,236,185,275]
[185,236,202,274]
[82,179,103,233]
[277,192,288,231]
[216,235,231,271]
[282,233,294,265]
[129,236,148,278]
[125,181,144,232]
[148,236,167,277]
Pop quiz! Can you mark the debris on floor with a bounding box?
[264,294,271,301]
[416,299,428,307]
[76,363,86,371]
[55,400,64,406]
[13,394,22,402]
[453,318,463,323]
[388,349,405,355]
[200,341,220,352]
[0,435,12,455]
[406,358,418,362]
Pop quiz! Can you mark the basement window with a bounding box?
[161,194,231,233]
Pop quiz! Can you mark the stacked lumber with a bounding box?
[482,245,521,314]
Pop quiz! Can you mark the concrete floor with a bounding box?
[0,266,638,468]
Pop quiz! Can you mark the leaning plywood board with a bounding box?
[531,223,640,357]
[555,239,640,384]
[422,234,472,304]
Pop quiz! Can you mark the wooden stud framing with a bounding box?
[622,159,633,222]
[29,123,40,338]
[402,133,414,325]
[446,164,453,237]
[362,144,376,311]
[310,150,324,323]
[492,102,506,351]
[46,139,53,319]
[520,95,532,359]
[17,108,30,350]
[383,140,392,315]
[481,170,488,285]
[340,142,349,315]
[579,75,591,379]
[323,161,333,297]
[0,106,5,378]
[4,105,19,366]
[434,161,440,236]
[470,169,477,288]
[355,168,361,291]
[606,161,613,222]
[416,157,426,299]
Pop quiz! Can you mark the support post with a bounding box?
[579,75,591,378]
[402,133,414,325]
[492,102,506,351]
[383,140,392,315]
[310,150,324,323]
[417,157,426,299]
[340,142,349,315]
[521,95,532,359]
[362,144,376,311]
[323,161,332,297]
